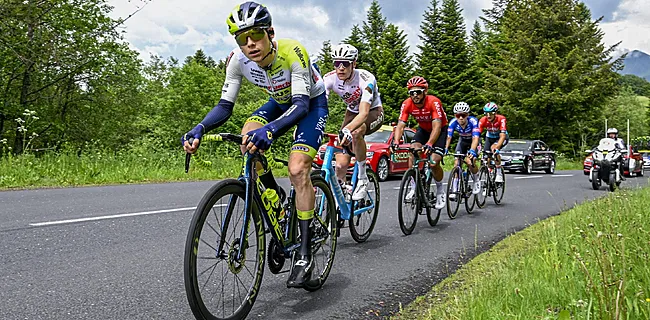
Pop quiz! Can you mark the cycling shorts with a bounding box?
[246,93,328,158]
[455,138,474,155]
[484,136,509,153]
[341,106,384,135]
[413,126,447,156]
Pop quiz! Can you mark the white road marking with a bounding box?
[29,206,212,227]
[551,174,574,177]
[513,176,544,180]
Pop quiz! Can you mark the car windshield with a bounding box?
[366,130,392,143]
[502,142,530,152]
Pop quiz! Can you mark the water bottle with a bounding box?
[262,188,285,221]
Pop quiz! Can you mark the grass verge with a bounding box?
[394,186,650,320]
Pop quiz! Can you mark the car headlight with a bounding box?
[366,152,374,159]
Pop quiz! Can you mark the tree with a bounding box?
[619,74,650,97]
[184,49,216,68]
[376,24,412,118]
[361,0,387,75]
[316,40,333,75]
[416,0,444,93]
[483,0,622,156]
[344,25,370,70]
[467,20,487,111]
[602,88,650,142]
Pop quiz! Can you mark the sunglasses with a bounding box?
[484,111,496,116]
[408,89,424,96]
[333,60,352,69]
[234,27,267,46]
[455,113,468,119]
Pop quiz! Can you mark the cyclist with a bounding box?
[323,44,384,200]
[391,76,448,209]
[478,102,509,182]
[444,102,481,198]
[181,1,326,288]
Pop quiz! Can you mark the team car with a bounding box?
[500,139,556,174]
[313,125,416,181]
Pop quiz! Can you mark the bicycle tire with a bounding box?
[464,168,476,214]
[184,179,265,320]
[425,172,440,226]
[475,166,489,208]
[349,170,380,243]
[397,168,419,235]
[303,174,337,292]
[446,166,461,219]
[493,169,506,204]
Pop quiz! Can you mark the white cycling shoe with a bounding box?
[352,179,368,201]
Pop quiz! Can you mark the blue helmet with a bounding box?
[483,102,499,113]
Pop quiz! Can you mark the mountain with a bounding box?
[621,50,650,81]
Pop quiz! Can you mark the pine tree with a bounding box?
[316,40,333,75]
[483,0,621,155]
[376,24,412,118]
[361,0,387,75]
[466,20,487,111]
[416,0,443,92]
[481,0,510,32]
[344,24,370,70]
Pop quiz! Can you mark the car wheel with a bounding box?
[545,159,555,174]
[376,156,389,182]
[525,158,533,174]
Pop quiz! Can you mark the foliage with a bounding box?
[361,0,387,76]
[619,74,650,97]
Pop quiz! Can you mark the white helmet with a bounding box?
[607,128,618,135]
[331,44,358,61]
[453,102,471,114]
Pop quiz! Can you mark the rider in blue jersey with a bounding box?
[444,102,481,197]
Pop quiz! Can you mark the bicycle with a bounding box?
[394,147,441,235]
[316,134,380,243]
[445,153,476,219]
[183,133,337,320]
[475,150,506,208]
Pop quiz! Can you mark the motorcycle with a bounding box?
[587,138,627,192]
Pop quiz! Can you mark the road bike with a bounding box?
[475,150,506,208]
[315,134,380,242]
[445,153,477,219]
[394,147,441,235]
[183,133,337,320]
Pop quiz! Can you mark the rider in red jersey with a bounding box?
[391,76,448,209]
[478,102,509,182]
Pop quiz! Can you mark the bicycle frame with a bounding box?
[395,148,436,204]
[319,135,375,221]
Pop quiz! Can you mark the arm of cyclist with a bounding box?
[391,121,406,151]
[340,101,370,146]
[424,119,442,155]
[469,136,480,158]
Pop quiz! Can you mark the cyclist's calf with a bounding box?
[288,152,315,212]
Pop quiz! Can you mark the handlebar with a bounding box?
[323,133,356,157]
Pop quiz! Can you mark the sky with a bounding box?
[107,0,650,63]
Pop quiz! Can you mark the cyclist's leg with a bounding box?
[287,93,328,288]
[242,98,285,195]
[335,110,355,183]
[431,126,447,208]
[351,106,383,200]
[411,127,429,169]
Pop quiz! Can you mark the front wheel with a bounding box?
[525,158,534,174]
[446,166,461,219]
[349,170,380,243]
[304,175,338,291]
[464,169,476,214]
[545,159,555,174]
[425,173,441,226]
[591,172,601,190]
[475,166,489,208]
[184,179,265,320]
[493,169,506,204]
[398,168,419,235]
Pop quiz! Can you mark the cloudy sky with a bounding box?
[107,0,650,63]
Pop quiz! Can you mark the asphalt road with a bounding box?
[1,170,648,319]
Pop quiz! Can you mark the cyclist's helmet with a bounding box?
[607,128,618,135]
[483,102,499,113]
[227,1,272,35]
[407,76,428,90]
[331,44,358,61]
[453,102,471,114]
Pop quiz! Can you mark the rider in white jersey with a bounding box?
[323,44,384,200]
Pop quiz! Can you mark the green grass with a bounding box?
[0,149,253,190]
[394,187,650,320]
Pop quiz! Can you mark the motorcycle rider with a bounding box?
[607,128,627,181]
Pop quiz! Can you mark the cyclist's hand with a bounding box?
[182,124,204,154]
[339,128,353,146]
[444,148,449,156]
[423,143,434,155]
[390,143,397,152]
[468,149,478,159]
[245,126,274,153]
[491,144,499,153]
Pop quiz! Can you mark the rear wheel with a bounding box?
[425,173,441,226]
[349,170,380,243]
[398,169,419,235]
[464,169,476,214]
[475,166,489,208]
[304,175,337,291]
[446,166,461,219]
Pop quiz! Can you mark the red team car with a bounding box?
[313,125,416,181]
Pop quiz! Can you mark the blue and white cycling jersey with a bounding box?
[447,116,480,140]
